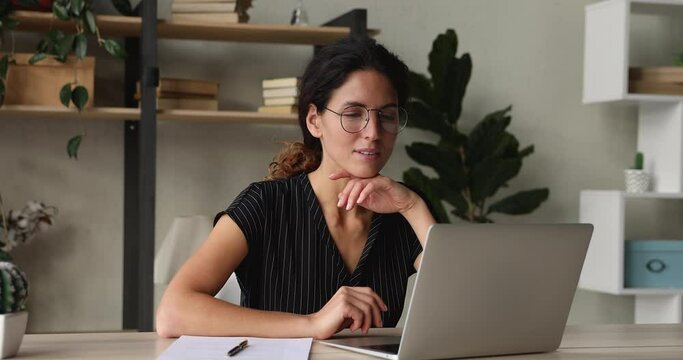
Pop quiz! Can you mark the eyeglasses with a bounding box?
[324,105,408,134]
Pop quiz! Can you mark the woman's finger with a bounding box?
[355,287,388,312]
[342,288,384,329]
[356,182,375,204]
[345,181,366,210]
[337,179,356,208]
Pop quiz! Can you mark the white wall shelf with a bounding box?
[584,0,683,104]
[579,190,683,323]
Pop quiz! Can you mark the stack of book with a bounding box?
[135,78,220,111]
[171,0,252,24]
[629,67,683,95]
[258,77,299,114]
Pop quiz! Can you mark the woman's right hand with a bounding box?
[307,286,387,340]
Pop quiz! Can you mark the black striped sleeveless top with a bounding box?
[214,172,422,327]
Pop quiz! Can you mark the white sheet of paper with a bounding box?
[158,336,313,360]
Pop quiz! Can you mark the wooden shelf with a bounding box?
[11,10,379,45]
[0,105,297,125]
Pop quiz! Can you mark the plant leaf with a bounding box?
[71,86,89,111]
[0,55,8,78]
[408,71,434,107]
[74,33,87,59]
[59,83,72,108]
[405,99,448,134]
[428,29,458,100]
[36,39,51,53]
[67,135,82,159]
[28,52,47,64]
[112,0,134,16]
[519,145,534,158]
[487,188,550,215]
[405,142,467,190]
[53,2,70,21]
[0,80,5,98]
[403,168,450,223]
[56,34,75,59]
[103,39,127,59]
[83,10,97,34]
[467,106,513,166]
[441,53,472,124]
[70,0,84,17]
[469,157,522,203]
[47,29,64,44]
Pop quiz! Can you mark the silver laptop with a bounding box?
[320,224,593,359]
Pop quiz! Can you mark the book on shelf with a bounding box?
[262,77,300,89]
[172,12,241,23]
[629,81,683,96]
[171,2,236,13]
[156,98,219,110]
[629,67,683,83]
[258,105,297,114]
[263,87,298,98]
[264,96,298,106]
[135,78,219,98]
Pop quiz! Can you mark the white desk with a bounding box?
[17,324,683,359]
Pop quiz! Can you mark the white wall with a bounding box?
[0,0,648,332]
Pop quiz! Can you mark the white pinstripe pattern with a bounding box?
[214,173,423,327]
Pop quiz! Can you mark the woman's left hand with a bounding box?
[329,170,418,215]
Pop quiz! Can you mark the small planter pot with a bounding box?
[625,169,650,193]
[0,312,28,359]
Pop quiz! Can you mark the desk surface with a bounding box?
[18,324,683,359]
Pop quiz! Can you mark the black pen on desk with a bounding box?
[227,339,248,357]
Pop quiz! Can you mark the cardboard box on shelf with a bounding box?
[4,53,95,108]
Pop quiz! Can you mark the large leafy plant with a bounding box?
[403,29,549,223]
[0,0,131,159]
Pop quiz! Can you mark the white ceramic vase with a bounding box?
[0,311,28,359]
[625,169,650,193]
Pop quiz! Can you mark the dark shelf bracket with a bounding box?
[317,9,368,54]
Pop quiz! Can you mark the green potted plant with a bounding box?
[0,192,56,358]
[625,152,649,193]
[0,0,129,159]
[403,29,549,223]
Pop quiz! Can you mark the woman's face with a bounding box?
[307,69,399,178]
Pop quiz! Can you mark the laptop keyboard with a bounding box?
[359,343,400,355]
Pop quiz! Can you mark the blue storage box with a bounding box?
[624,240,683,288]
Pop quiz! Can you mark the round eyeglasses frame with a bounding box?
[323,105,408,134]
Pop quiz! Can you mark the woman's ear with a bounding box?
[306,104,323,138]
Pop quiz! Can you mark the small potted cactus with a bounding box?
[625,152,650,193]
[0,192,56,358]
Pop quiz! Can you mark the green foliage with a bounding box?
[675,53,683,67]
[0,0,129,159]
[0,261,28,314]
[633,152,644,170]
[67,135,82,159]
[403,29,549,223]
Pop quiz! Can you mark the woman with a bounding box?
[156,37,436,340]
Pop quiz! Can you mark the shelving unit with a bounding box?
[7,5,374,331]
[579,190,683,323]
[582,0,683,324]
[11,10,379,45]
[0,105,297,124]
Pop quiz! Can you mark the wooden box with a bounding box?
[4,53,95,108]
[628,67,683,96]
